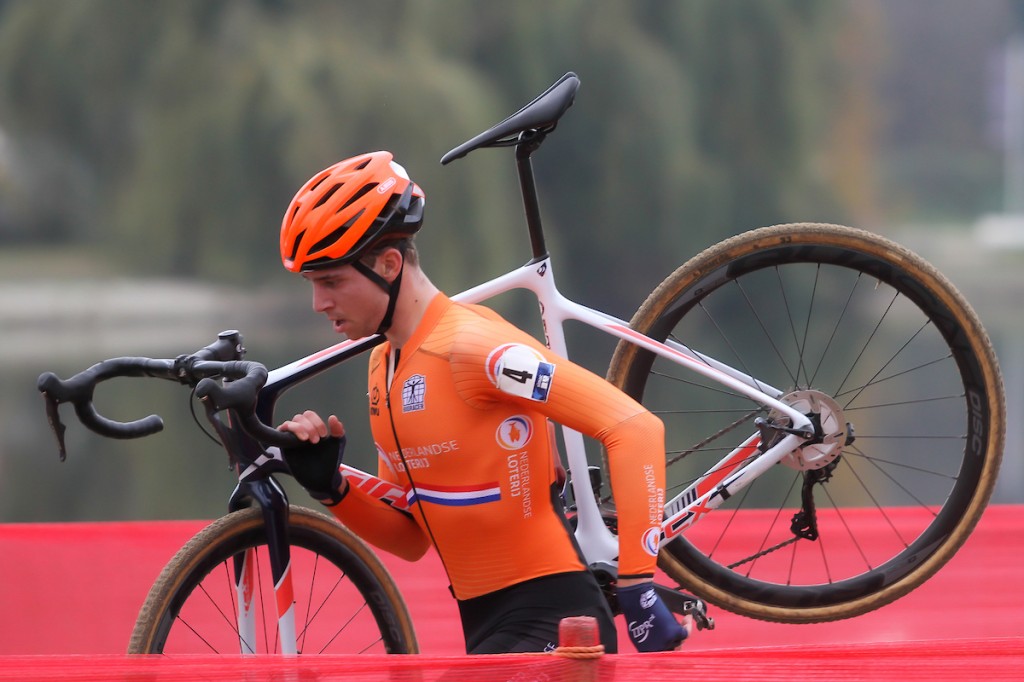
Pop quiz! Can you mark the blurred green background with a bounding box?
[1,0,1021,522]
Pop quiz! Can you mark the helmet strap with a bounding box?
[351,256,404,335]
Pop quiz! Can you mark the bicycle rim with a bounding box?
[129,506,418,654]
[607,223,1004,622]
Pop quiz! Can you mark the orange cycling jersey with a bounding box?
[327,293,666,600]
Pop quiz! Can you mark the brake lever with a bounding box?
[40,391,68,462]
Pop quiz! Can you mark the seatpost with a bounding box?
[515,130,549,261]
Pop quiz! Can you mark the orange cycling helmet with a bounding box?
[280,151,425,272]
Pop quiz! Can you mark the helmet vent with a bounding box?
[313,184,341,209]
[308,170,332,192]
[286,230,304,261]
[310,221,355,256]
[341,183,377,211]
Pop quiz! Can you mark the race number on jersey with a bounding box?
[486,344,556,402]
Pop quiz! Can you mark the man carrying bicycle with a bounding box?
[276,151,690,654]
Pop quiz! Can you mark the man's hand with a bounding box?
[278,411,348,506]
[617,582,690,652]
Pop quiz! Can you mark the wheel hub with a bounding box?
[771,389,850,471]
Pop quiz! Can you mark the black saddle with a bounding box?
[440,72,580,164]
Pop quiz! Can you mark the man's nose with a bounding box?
[312,284,333,312]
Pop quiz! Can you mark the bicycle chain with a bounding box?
[726,458,839,570]
[727,535,802,569]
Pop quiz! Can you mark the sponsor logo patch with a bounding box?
[642,526,662,557]
[402,374,426,412]
[496,415,534,450]
[369,386,381,416]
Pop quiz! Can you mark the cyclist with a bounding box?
[276,151,691,654]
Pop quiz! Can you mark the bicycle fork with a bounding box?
[228,476,297,655]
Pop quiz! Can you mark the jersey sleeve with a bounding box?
[449,314,666,579]
[325,484,431,562]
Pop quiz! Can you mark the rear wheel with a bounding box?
[129,505,417,654]
[607,223,1004,622]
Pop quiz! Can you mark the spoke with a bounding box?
[734,276,798,387]
[796,265,822,398]
[735,472,800,576]
[653,408,764,416]
[706,484,752,561]
[846,444,949,511]
[358,636,385,654]
[840,318,934,411]
[807,519,832,585]
[299,554,319,654]
[650,366,750,403]
[808,271,863,388]
[297,569,349,644]
[225,561,238,644]
[834,354,953,403]
[696,298,776,399]
[317,600,371,654]
[842,393,963,411]
[853,434,965,441]
[844,446,960,480]
[774,266,813,389]
[832,288,900,399]
[820,484,874,572]
[744,506,788,578]
[666,446,740,456]
[254,551,270,653]
[665,453,756,495]
[175,616,221,654]
[841,456,915,548]
[665,409,761,468]
[181,573,255,654]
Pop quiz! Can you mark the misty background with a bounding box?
[1,0,1021,522]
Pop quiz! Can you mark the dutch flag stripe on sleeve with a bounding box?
[407,483,502,507]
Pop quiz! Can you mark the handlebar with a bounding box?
[37,330,300,460]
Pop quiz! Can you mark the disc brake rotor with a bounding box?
[770,389,849,472]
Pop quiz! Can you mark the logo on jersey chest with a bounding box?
[402,374,426,412]
[369,386,381,416]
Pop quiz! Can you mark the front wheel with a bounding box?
[128,505,418,654]
[607,223,1004,623]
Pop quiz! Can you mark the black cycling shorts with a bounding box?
[457,570,618,654]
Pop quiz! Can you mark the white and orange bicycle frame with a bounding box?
[267,254,813,574]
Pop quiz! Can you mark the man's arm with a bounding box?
[451,328,667,579]
[325,484,432,562]
[278,410,431,562]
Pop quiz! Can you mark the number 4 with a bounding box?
[501,368,534,384]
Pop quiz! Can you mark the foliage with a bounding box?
[0,0,854,307]
[0,0,883,521]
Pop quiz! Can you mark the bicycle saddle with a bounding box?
[440,72,580,164]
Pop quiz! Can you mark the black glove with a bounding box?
[618,582,687,652]
[281,435,348,506]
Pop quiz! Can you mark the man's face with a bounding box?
[302,264,388,340]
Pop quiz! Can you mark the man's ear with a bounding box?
[377,247,405,283]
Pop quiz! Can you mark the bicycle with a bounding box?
[37,72,1005,655]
